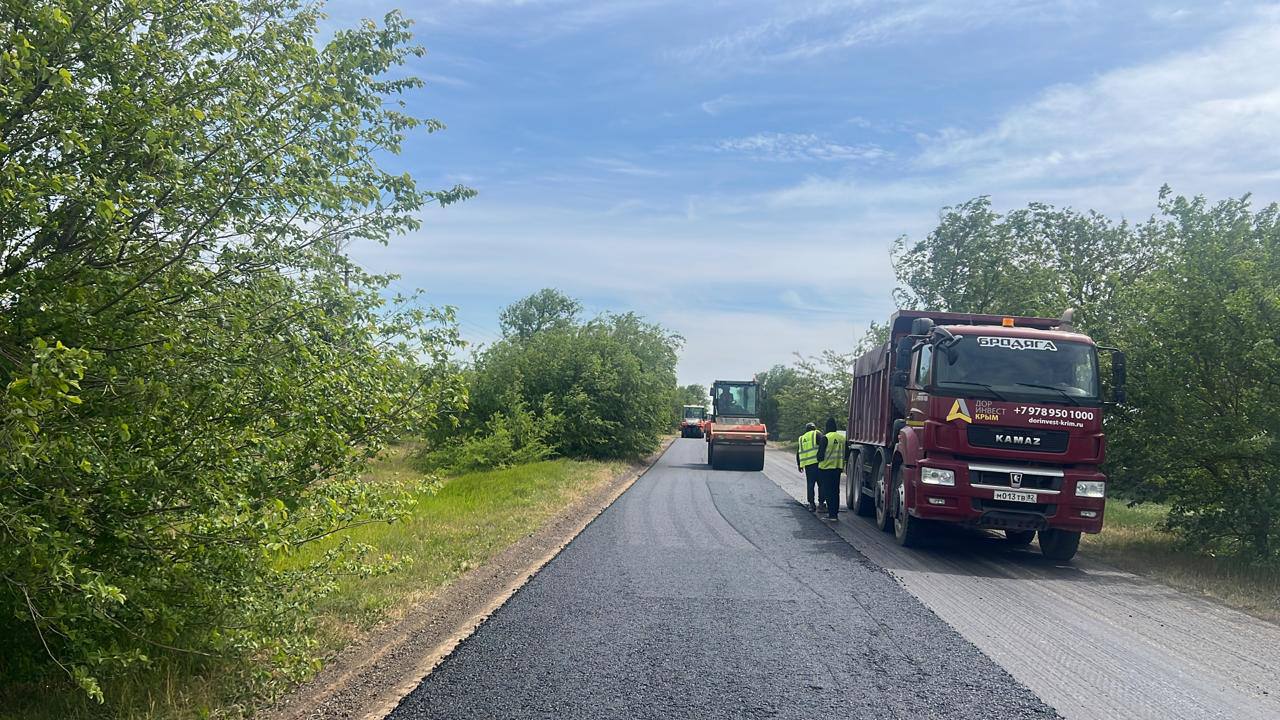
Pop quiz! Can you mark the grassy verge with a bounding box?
[297,449,628,646]
[0,447,628,720]
[1082,501,1280,623]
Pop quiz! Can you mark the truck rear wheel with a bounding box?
[1038,529,1081,561]
[892,464,927,547]
[848,452,875,517]
[844,451,858,511]
[873,460,892,532]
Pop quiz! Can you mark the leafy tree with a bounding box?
[677,384,707,405]
[0,0,468,699]
[892,197,1048,314]
[754,365,798,439]
[774,350,854,440]
[1108,191,1280,558]
[468,294,681,459]
[498,288,583,339]
[892,197,1155,335]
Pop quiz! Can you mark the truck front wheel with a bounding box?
[892,464,927,547]
[1038,529,1081,561]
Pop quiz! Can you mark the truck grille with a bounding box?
[970,469,1061,492]
[967,425,1069,453]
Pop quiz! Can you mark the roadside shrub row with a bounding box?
[417,290,683,474]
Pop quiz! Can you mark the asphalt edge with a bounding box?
[264,439,673,720]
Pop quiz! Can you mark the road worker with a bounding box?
[796,422,824,512]
[716,387,744,415]
[816,417,846,522]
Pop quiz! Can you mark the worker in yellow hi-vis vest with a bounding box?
[816,417,846,522]
[796,422,823,512]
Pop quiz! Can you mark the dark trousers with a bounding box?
[804,465,823,506]
[821,469,841,518]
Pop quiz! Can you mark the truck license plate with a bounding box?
[993,489,1038,504]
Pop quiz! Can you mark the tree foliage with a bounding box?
[498,288,582,340]
[892,197,1157,336]
[773,351,854,441]
[754,365,798,438]
[0,0,468,699]
[464,291,682,460]
[1107,191,1280,558]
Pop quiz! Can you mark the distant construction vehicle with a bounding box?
[679,405,707,438]
[706,379,767,471]
[844,310,1125,561]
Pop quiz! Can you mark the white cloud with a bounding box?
[423,73,471,88]
[669,0,1074,68]
[585,157,670,177]
[714,132,890,163]
[663,309,869,388]
[914,10,1280,197]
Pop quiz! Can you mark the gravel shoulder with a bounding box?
[760,447,1280,720]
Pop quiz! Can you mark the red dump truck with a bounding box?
[844,310,1125,561]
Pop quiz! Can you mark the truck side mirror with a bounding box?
[891,370,909,389]
[894,336,913,373]
[1099,346,1126,404]
[1111,350,1127,404]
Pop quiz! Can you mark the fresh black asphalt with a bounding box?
[388,439,1059,719]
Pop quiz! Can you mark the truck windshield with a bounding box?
[683,406,705,420]
[934,336,1099,404]
[713,385,759,416]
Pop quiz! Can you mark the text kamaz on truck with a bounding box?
[843,311,1125,561]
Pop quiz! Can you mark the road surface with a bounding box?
[389,439,1056,719]
[389,439,1280,720]
[760,446,1280,720]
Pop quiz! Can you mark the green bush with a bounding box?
[463,291,681,460]
[0,0,469,700]
[417,398,556,474]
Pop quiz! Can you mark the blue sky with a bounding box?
[330,0,1280,386]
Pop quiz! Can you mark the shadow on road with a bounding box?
[785,500,1147,586]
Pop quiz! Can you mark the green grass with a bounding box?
[296,450,628,644]
[0,447,627,720]
[1082,501,1280,623]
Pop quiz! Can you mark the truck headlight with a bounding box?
[921,467,955,486]
[1076,481,1106,498]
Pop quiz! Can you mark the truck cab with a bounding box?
[846,311,1125,561]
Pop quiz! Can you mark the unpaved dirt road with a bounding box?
[761,445,1280,720]
[388,439,1055,719]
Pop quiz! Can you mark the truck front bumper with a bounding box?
[907,460,1106,534]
